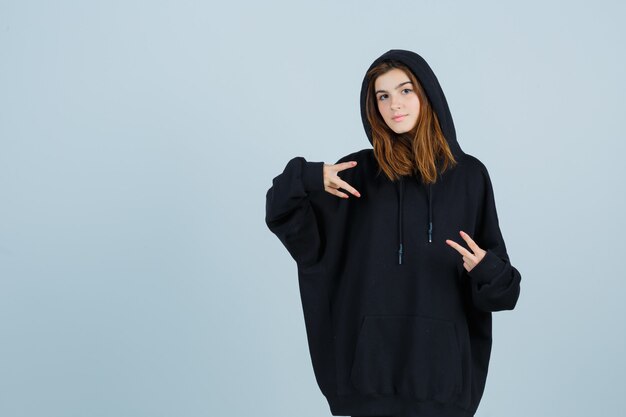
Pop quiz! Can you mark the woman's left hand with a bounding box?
[445,231,486,273]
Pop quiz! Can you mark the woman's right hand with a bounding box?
[323,161,361,199]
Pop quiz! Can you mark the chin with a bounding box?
[387,121,417,135]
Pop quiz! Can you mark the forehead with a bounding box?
[374,68,411,89]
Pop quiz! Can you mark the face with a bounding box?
[374,68,420,134]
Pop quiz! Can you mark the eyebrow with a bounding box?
[375,81,412,95]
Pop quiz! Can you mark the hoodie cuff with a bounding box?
[302,161,325,192]
[467,249,506,285]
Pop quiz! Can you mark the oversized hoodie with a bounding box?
[265,49,521,417]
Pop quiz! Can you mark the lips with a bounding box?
[392,114,408,122]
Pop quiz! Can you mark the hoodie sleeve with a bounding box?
[265,156,326,268]
[466,165,521,312]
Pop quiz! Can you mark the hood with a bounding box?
[359,49,466,264]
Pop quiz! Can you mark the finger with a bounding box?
[462,255,475,266]
[334,161,358,172]
[445,239,473,258]
[326,187,349,198]
[335,178,361,197]
[459,230,482,254]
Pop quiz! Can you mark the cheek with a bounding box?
[376,102,388,119]
[410,97,421,113]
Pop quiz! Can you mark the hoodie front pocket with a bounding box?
[349,315,462,403]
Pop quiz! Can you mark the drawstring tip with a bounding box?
[398,243,403,265]
[428,222,433,243]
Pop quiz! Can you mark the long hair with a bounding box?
[365,60,457,184]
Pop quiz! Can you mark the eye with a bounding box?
[377,94,388,101]
[401,88,413,94]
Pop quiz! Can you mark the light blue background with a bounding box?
[1,1,624,416]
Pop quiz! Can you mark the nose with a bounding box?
[390,94,402,110]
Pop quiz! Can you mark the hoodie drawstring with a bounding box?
[428,183,433,243]
[396,178,433,265]
[397,177,404,264]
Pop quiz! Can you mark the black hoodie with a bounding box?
[265,49,521,417]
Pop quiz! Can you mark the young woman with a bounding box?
[265,49,521,417]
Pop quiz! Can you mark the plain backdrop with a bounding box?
[1,1,625,416]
